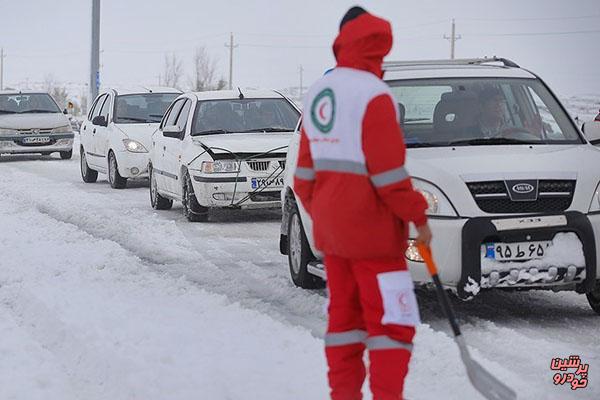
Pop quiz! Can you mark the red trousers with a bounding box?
[324,255,419,400]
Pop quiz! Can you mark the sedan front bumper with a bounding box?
[191,174,284,209]
[0,133,74,154]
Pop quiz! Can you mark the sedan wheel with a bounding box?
[108,152,127,189]
[287,205,324,289]
[586,281,600,315]
[80,147,98,183]
[149,166,172,210]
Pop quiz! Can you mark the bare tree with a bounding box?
[44,73,69,110]
[161,53,184,89]
[189,46,219,92]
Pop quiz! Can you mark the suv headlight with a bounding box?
[123,139,148,153]
[201,160,240,174]
[51,125,72,133]
[412,178,457,217]
[589,183,600,212]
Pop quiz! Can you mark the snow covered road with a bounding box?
[0,144,598,399]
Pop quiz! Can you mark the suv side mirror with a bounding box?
[582,121,600,145]
[91,115,108,127]
[162,125,183,139]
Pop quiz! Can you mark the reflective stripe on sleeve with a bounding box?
[325,329,368,347]
[366,335,413,351]
[370,166,409,187]
[295,167,315,180]
[313,159,368,175]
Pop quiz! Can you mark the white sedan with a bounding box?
[149,89,300,221]
[80,87,180,188]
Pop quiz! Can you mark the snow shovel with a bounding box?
[417,243,517,400]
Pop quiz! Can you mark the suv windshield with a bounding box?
[191,98,300,136]
[0,93,61,114]
[388,78,582,147]
[114,93,178,124]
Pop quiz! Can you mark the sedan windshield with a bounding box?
[114,93,179,124]
[191,98,300,136]
[0,93,61,114]
[388,78,582,147]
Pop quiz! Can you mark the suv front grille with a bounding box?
[467,180,575,214]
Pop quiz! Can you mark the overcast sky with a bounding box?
[1,0,599,97]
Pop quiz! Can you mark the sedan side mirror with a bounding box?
[162,125,183,139]
[582,121,600,145]
[91,115,108,127]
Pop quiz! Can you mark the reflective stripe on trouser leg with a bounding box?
[325,329,368,347]
[366,335,413,351]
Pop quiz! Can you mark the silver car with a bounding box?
[0,91,75,159]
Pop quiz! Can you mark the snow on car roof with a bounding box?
[0,90,52,95]
[383,65,537,81]
[110,86,182,96]
[192,89,282,101]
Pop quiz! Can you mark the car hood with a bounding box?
[0,113,70,129]
[192,132,294,156]
[114,123,159,148]
[406,144,600,216]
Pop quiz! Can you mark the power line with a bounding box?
[466,29,600,37]
[460,14,600,22]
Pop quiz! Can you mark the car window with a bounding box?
[99,95,111,121]
[0,93,61,115]
[176,100,192,133]
[114,93,178,124]
[191,98,300,135]
[164,99,186,128]
[88,95,103,120]
[92,95,107,120]
[388,78,582,147]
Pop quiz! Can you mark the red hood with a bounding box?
[333,12,393,77]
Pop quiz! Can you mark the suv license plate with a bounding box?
[484,241,552,261]
[22,136,51,144]
[251,177,284,189]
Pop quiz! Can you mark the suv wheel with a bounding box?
[586,281,600,315]
[60,150,73,160]
[108,151,127,189]
[149,165,172,210]
[80,147,98,183]
[182,172,208,222]
[287,205,325,289]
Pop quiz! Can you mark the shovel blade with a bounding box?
[457,337,517,400]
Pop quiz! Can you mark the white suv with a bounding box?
[80,87,180,188]
[149,89,300,221]
[0,91,74,158]
[280,58,600,314]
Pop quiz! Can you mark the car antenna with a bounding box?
[237,87,244,99]
[142,86,153,93]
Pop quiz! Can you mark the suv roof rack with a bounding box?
[383,57,520,69]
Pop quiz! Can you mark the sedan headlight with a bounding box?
[123,139,148,153]
[201,160,240,174]
[51,125,73,134]
[412,178,457,217]
[589,183,600,212]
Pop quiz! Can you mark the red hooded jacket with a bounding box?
[294,12,428,260]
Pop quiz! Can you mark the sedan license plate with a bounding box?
[484,241,551,261]
[22,136,51,144]
[251,177,284,189]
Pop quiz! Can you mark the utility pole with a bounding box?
[444,19,461,60]
[90,0,101,102]
[298,65,304,99]
[225,32,238,90]
[0,48,5,90]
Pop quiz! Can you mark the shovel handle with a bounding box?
[417,242,462,338]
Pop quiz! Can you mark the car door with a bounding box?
[85,94,107,168]
[80,94,102,159]
[94,92,113,166]
[164,99,192,195]
[157,98,186,196]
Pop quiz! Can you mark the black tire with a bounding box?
[80,146,98,183]
[108,151,127,189]
[149,165,172,210]
[287,205,325,289]
[586,281,600,315]
[60,150,73,160]
[182,172,208,222]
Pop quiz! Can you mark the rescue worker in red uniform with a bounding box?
[294,7,432,400]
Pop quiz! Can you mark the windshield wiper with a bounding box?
[118,116,151,123]
[0,110,17,114]
[192,129,230,136]
[19,109,57,114]
[238,127,291,133]
[446,137,538,146]
[406,142,442,148]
